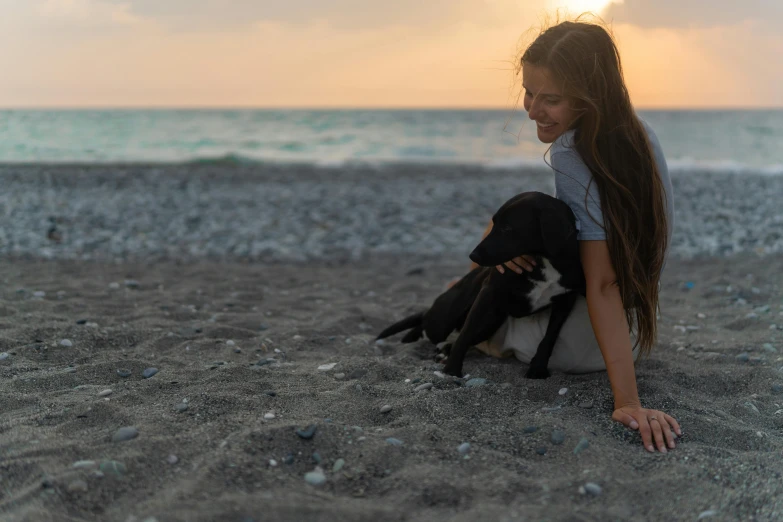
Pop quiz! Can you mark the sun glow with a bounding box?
[547,0,622,15]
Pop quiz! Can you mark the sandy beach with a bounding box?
[1,250,782,521]
[0,162,781,521]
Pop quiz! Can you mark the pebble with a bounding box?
[698,510,718,520]
[112,426,139,442]
[312,452,322,464]
[124,279,140,288]
[573,438,590,455]
[318,363,337,371]
[334,373,346,380]
[304,468,327,486]
[60,339,73,347]
[142,367,159,379]
[380,405,392,414]
[458,442,471,455]
[264,412,275,420]
[578,400,594,409]
[296,425,317,440]
[582,482,602,496]
[558,387,568,395]
[386,437,404,446]
[772,383,783,394]
[523,426,538,434]
[117,368,131,378]
[551,430,566,445]
[697,313,707,319]
[332,459,346,472]
[743,401,760,414]
[71,460,97,469]
[33,291,46,298]
[735,353,750,363]
[166,455,178,464]
[65,367,77,373]
[433,371,445,378]
[762,343,777,353]
[465,378,487,388]
[284,454,295,465]
[269,459,278,467]
[0,352,9,361]
[414,383,433,392]
[99,460,127,476]
[535,447,547,455]
[175,403,188,413]
[108,282,120,289]
[226,340,235,346]
[541,406,562,413]
[98,389,113,397]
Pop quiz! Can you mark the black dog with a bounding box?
[376,191,586,378]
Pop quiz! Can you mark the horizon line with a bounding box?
[2,105,782,111]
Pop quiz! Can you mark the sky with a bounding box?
[0,0,781,108]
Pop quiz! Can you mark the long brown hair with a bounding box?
[519,15,669,357]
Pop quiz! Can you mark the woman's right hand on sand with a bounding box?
[496,255,537,274]
[612,405,682,453]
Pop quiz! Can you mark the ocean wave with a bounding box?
[1,153,781,177]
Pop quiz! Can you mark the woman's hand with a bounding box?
[612,405,682,453]
[495,255,537,274]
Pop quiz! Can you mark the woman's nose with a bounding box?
[527,98,541,120]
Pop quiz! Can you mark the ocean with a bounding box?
[1,109,781,175]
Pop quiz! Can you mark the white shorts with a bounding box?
[476,295,639,374]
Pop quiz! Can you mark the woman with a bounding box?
[472,18,681,453]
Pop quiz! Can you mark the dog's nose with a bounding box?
[469,248,483,265]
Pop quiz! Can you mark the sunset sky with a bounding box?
[1,0,781,108]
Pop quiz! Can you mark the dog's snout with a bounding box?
[469,247,483,265]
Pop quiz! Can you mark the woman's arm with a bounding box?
[579,239,640,408]
[580,239,681,453]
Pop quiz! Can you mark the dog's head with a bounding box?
[469,191,577,267]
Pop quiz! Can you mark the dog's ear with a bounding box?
[539,208,577,257]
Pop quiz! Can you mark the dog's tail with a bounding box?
[376,312,424,342]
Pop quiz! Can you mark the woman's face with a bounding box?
[522,63,579,144]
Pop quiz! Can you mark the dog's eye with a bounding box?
[500,224,513,234]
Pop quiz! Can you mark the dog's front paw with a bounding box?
[525,365,551,379]
[442,360,464,377]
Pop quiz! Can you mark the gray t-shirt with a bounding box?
[551,119,674,258]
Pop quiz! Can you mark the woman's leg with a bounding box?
[480,296,639,374]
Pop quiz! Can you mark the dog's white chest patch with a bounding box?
[528,258,567,311]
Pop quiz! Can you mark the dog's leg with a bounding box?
[442,286,507,377]
[525,292,578,379]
